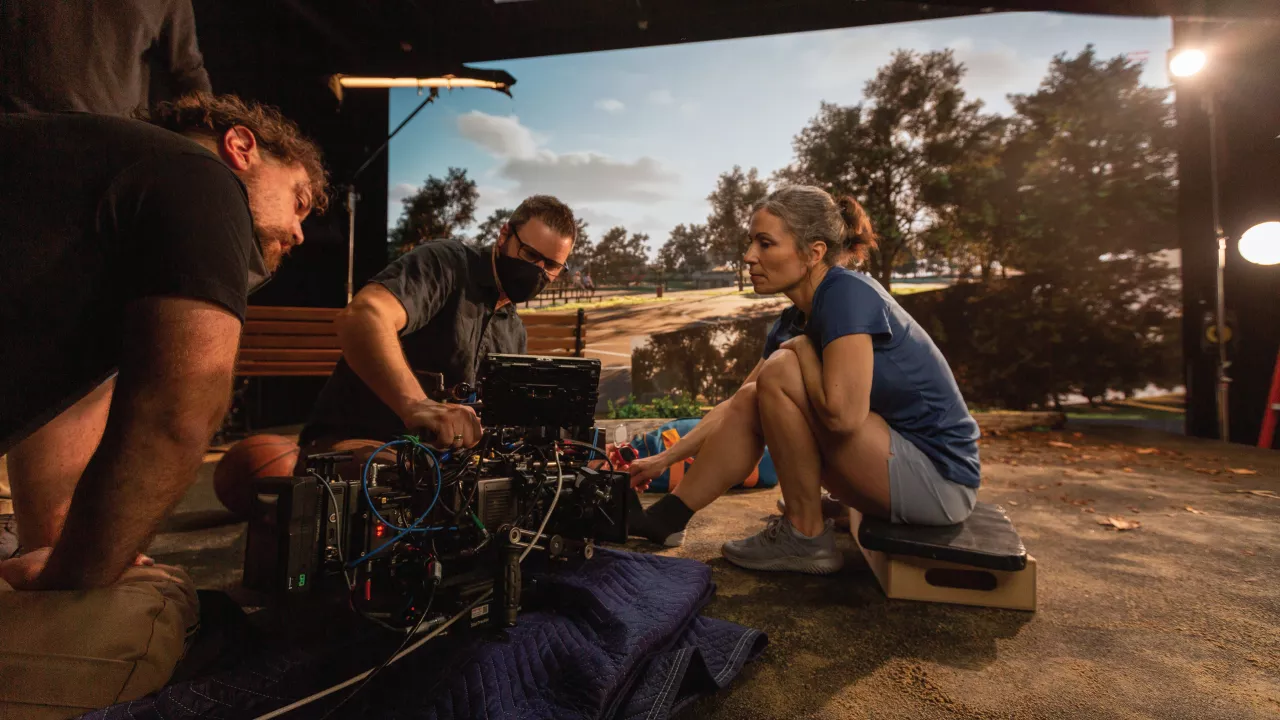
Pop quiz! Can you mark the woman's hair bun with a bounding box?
[837,196,877,260]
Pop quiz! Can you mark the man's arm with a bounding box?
[336,284,481,449]
[335,284,422,420]
[34,297,239,590]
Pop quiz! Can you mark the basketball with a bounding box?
[213,434,300,519]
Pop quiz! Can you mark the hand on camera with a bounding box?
[402,400,483,450]
[627,455,669,492]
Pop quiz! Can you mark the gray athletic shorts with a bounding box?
[887,427,977,526]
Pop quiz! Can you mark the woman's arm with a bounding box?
[781,334,873,435]
[627,359,765,488]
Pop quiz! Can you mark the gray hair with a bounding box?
[752,185,877,267]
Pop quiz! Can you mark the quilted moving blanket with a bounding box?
[82,549,766,720]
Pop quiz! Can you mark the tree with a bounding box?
[471,207,512,248]
[921,116,1028,280]
[590,226,650,284]
[706,167,768,290]
[388,167,478,257]
[1009,45,1177,276]
[658,223,711,275]
[778,50,985,290]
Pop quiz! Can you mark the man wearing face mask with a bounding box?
[0,93,326,590]
[298,195,576,457]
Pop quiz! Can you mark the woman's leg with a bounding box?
[670,383,764,512]
[632,383,764,546]
[758,348,892,526]
[721,349,890,574]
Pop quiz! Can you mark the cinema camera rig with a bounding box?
[243,354,629,634]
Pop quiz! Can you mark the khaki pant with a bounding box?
[0,564,199,720]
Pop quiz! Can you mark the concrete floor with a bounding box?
[148,424,1279,719]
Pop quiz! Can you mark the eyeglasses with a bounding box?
[509,226,565,275]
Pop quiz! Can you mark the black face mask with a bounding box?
[493,247,549,303]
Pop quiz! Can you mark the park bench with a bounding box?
[850,502,1037,611]
[235,305,589,377]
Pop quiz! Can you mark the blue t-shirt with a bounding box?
[762,267,981,488]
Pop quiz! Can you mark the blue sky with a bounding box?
[386,11,1172,256]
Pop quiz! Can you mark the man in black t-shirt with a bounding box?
[299,196,576,458]
[0,93,327,591]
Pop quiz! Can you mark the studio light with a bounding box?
[1239,222,1280,266]
[1170,49,1207,77]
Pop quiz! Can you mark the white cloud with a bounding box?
[648,89,675,105]
[679,101,700,118]
[389,182,418,204]
[595,98,626,114]
[456,111,540,160]
[501,152,679,203]
[457,111,681,205]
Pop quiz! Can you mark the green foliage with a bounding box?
[606,393,706,419]
[658,223,711,275]
[898,268,1180,410]
[470,207,512,249]
[777,50,987,290]
[388,167,478,258]
[590,226,650,284]
[706,166,768,289]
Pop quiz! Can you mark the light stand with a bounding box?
[1206,90,1231,442]
[327,68,515,303]
[1172,47,1280,443]
[343,87,439,302]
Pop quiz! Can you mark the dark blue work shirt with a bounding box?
[762,267,981,488]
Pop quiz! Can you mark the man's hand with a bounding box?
[401,400,483,450]
[0,547,51,589]
[628,454,670,492]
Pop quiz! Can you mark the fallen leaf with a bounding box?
[1048,441,1074,449]
[1085,507,1096,514]
[1072,432,1084,439]
[1222,489,1280,499]
[1081,454,1095,461]
[1147,495,1156,500]
[1128,507,1142,514]
[1185,506,1207,515]
[1243,550,1256,556]
[1007,500,1018,506]
[1136,447,1159,455]
[1227,468,1258,475]
[1122,467,1134,473]
[1097,516,1141,530]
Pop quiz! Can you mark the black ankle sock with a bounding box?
[635,494,694,543]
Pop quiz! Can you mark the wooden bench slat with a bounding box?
[524,325,586,339]
[245,306,342,321]
[239,334,344,349]
[238,349,342,362]
[520,314,585,327]
[236,361,338,376]
[243,320,338,336]
[526,338,580,353]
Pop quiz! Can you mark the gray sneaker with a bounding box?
[721,515,844,574]
[0,514,18,561]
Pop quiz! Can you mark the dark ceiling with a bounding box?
[264,0,1279,77]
